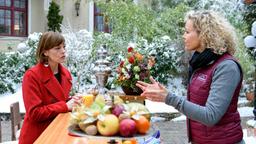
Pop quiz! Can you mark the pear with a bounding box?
[78,122,91,133]
[127,102,151,120]
[113,96,124,105]
[118,113,130,121]
[85,125,98,136]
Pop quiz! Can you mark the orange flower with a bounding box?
[148,56,155,68]
[135,52,143,61]
[118,75,125,81]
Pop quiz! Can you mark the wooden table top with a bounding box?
[34,113,123,144]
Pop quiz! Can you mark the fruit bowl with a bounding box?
[69,95,151,138]
[68,124,153,140]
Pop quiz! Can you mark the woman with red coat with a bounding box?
[19,32,80,144]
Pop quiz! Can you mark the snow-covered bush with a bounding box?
[62,26,94,92]
[20,32,42,70]
[144,36,184,84]
[0,32,41,94]
[0,29,95,94]
[194,0,245,28]
[0,52,20,93]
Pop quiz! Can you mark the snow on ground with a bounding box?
[238,98,250,105]
[145,100,178,113]
[172,115,186,121]
[238,107,254,117]
[247,119,256,128]
[0,87,25,113]
[243,129,256,143]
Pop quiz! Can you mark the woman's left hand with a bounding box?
[66,94,82,111]
[136,77,168,102]
[73,93,84,105]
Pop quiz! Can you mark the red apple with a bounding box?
[97,114,119,136]
[112,104,125,117]
[119,118,137,137]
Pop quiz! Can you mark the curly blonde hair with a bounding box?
[185,10,237,55]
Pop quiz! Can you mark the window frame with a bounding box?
[0,0,28,37]
[93,4,111,33]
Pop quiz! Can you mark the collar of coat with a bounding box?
[34,63,72,101]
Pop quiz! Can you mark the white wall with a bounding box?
[56,0,90,32]
[29,0,46,33]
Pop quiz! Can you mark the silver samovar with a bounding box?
[93,45,111,94]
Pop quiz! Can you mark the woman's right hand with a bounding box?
[136,77,168,102]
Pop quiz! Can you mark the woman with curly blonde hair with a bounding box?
[137,10,244,144]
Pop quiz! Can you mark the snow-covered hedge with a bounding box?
[0,32,41,94]
[0,31,184,94]
[61,25,94,93]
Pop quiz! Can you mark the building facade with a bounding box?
[0,0,150,51]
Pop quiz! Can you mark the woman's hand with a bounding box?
[66,93,82,111]
[243,0,256,4]
[136,77,168,102]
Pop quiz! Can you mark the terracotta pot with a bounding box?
[121,86,143,95]
[246,92,254,101]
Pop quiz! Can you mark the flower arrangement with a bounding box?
[115,46,155,95]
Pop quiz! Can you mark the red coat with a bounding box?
[19,63,72,144]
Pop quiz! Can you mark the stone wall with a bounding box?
[0,37,26,52]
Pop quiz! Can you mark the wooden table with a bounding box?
[34,113,123,144]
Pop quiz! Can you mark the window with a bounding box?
[94,4,111,33]
[0,0,27,36]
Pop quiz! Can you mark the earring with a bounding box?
[44,58,49,67]
[44,63,49,67]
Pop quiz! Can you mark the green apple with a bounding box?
[97,114,119,136]
[94,95,106,108]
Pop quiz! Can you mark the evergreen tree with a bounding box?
[47,1,63,32]
[243,4,256,34]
